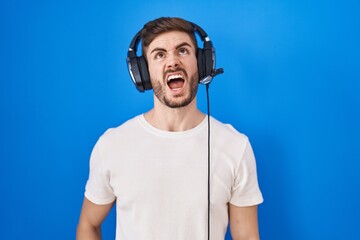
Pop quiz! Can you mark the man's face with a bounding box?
[145,31,198,108]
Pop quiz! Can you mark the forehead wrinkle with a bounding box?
[150,42,193,55]
[147,31,196,56]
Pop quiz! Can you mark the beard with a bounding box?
[152,70,199,109]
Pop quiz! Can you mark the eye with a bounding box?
[178,48,189,55]
[155,52,165,59]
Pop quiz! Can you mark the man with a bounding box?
[77,17,263,240]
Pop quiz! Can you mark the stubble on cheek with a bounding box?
[152,80,163,98]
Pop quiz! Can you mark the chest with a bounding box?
[102,134,235,212]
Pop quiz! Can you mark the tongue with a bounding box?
[168,79,184,90]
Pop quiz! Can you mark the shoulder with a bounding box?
[210,117,249,143]
[210,117,252,159]
[96,115,143,146]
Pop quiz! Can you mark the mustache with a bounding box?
[163,68,188,80]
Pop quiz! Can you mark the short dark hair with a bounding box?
[140,17,197,56]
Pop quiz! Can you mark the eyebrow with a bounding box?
[150,42,193,55]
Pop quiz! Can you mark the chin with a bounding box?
[163,94,196,109]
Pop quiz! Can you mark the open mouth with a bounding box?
[167,74,185,91]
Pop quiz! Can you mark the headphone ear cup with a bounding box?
[203,46,215,77]
[197,46,215,81]
[127,56,144,92]
[197,48,205,81]
[137,56,152,91]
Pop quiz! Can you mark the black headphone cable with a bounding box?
[206,83,211,240]
[204,67,223,240]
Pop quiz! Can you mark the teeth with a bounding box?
[167,74,183,81]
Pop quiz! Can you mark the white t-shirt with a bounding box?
[85,115,263,240]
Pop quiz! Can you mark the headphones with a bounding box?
[126,21,222,92]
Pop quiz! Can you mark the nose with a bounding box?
[166,53,180,69]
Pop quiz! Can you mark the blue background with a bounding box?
[1,0,359,239]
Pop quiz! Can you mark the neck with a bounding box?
[144,97,205,132]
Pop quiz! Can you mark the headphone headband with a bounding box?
[127,30,142,57]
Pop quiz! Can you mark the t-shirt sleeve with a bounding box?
[229,139,263,207]
[84,140,116,205]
